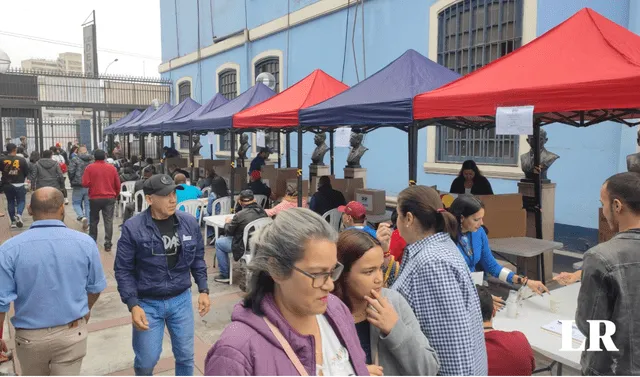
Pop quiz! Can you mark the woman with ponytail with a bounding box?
[449,195,549,299]
[390,185,488,376]
[204,208,368,376]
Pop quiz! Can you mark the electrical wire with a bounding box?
[361,0,366,79]
[351,0,360,82]
[340,0,351,82]
[0,30,160,60]
[174,0,181,56]
[286,0,290,87]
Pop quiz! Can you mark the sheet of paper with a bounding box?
[207,132,215,145]
[496,106,534,135]
[471,272,484,286]
[256,131,266,148]
[335,127,352,148]
[541,320,586,343]
[356,193,374,211]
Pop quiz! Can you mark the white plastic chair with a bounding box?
[322,208,343,232]
[207,197,233,246]
[179,199,205,223]
[120,181,136,216]
[230,217,273,285]
[201,187,211,198]
[133,190,148,215]
[254,194,268,209]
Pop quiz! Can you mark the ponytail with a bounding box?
[436,209,458,240]
[398,185,459,238]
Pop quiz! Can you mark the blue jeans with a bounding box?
[72,187,90,219]
[132,289,194,376]
[215,236,233,278]
[4,184,26,221]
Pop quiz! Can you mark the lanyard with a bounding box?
[264,318,309,376]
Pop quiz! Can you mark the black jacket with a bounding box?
[1,154,29,185]
[310,185,346,216]
[449,175,494,195]
[68,154,94,187]
[246,179,271,198]
[224,202,267,261]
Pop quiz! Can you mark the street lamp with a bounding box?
[0,49,11,74]
[104,58,118,75]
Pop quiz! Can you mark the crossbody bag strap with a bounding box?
[264,318,309,376]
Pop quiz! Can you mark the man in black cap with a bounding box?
[214,189,267,283]
[114,174,210,376]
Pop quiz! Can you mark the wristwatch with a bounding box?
[199,288,210,295]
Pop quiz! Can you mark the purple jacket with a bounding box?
[205,293,369,376]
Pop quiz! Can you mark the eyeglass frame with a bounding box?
[291,262,344,288]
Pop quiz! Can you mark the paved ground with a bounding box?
[0,193,580,376]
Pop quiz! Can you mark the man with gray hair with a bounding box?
[0,187,105,375]
[68,146,93,230]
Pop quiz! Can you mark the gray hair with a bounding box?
[243,207,338,315]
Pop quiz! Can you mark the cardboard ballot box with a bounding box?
[274,168,299,197]
[355,189,386,215]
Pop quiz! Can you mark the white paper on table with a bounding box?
[207,132,215,145]
[471,272,484,286]
[541,320,586,343]
[256,131,266,147]
[335,127,352,147]
[496,106,534,135]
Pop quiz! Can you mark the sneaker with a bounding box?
[104,245,112,252]
[64,199,69,205]
[15,215,23,228]
[10,222,16,229]
[81,217,89,231]
[214,276,230,283]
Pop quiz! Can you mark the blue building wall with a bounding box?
[158,0,637,238]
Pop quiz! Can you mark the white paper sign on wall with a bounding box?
[256,131,266,148]
[207,132,215,145]
[335,127,352,148]
[496,106,534,135]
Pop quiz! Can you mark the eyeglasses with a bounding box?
[292,262,344,288]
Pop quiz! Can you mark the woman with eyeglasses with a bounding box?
[334,229,440,376]
[449,195,549,300]
[205,208,369,376]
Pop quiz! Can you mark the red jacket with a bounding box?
[82,160,121,199]
[485,330,535,376]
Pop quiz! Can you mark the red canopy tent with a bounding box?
[233,69,348,128]
[413,8,640,127]
[412,8,640,280]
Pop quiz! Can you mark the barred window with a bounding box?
[436,0,523,165]
[178,81,191,103]
[220,131,232,152]
[255,57,280,92]
[218,70,238,100]
[180,134,190,150]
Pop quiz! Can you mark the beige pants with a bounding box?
[14,318,88,376]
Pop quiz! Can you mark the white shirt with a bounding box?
[316,314,356,376]
[465,187,472,194]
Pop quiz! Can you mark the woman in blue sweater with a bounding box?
[449,195,549,297]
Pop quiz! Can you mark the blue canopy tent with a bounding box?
[121,103,173,134]
[298,49,460,184]
[141,97,201,134]
[168,94,229,133]
[108,106,156,135]
[103,109,142,136]
[188,83,276,132]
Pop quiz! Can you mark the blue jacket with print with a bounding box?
[114,209,208,309]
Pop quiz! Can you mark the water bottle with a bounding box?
[506,290,518,319]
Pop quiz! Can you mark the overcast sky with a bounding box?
[0,0,161,77]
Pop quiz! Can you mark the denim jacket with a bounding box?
[114,209,208,309]
[576,229,640,375]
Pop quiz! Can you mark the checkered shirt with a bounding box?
[391,232,488,376]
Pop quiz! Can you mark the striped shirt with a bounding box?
[392,232,487,375]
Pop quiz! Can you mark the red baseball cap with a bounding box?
[250,170,261,180]
[338,201,366,219]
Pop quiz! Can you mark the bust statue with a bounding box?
[626,129,640,173]
[311,133,329,165]
[520,128,559,181]
[191,135,202,156]
[346,133,368,169]
[237,133,250,161]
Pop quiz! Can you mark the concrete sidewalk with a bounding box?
[0,195,242,376]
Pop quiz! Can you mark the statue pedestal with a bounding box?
[309,164,330,180]
[344,167,367,188]
[517,181,557,283]
[192,155,202,180]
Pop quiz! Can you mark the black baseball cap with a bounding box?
[239,189,254,202]
[143,174,184,196]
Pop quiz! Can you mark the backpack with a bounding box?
[59,162,68,174]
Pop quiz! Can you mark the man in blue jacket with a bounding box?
[114,174,210,376]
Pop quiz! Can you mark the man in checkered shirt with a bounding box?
[390,185,487,375]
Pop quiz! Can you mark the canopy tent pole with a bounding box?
[408,125,418,185]
[127,134,131,160]
[329,129,335,176]
[277,131,282,168]
[140,133,146,166]
[210,142,214,161]
[532,120,545,280]
[170,133,175,149]
[230,130,236,213]
[188,131,193,178]
[286,132,291,168]
[297,126,303,207]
